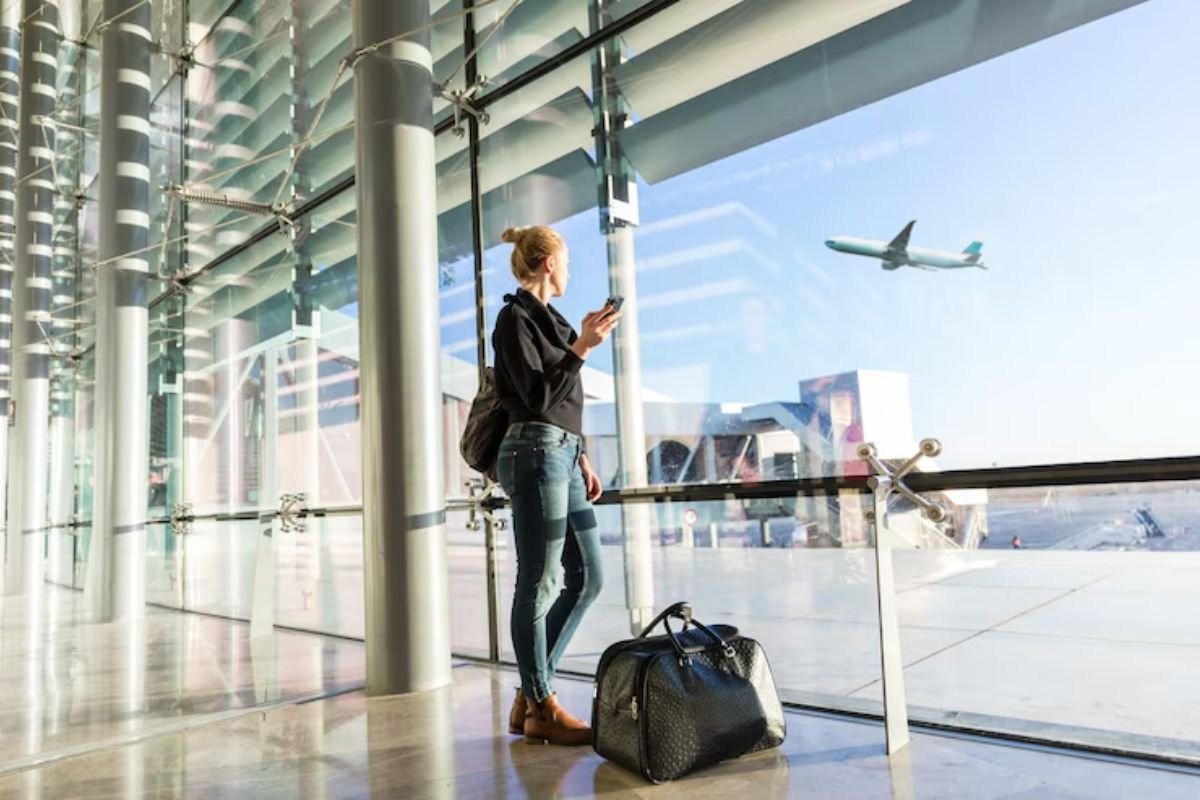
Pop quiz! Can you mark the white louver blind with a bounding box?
[616,0,1144,183]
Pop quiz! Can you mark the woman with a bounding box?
[492,225,620,746]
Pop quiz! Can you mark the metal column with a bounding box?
[46,0,81,588]
[7,0,60,597]
[870,476,911,755]
[352,0,452,695]
[284,0,322,505]
[0,4,20,556]
[859,439,947,756]
[463,0,503,663]
[591,0,654,633]
[84,0,152,620]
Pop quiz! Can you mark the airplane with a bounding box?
[825,220,987,271]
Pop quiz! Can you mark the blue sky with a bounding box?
[445,0,1200,470]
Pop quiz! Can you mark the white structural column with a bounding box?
[7,0,59,597]
[84,0,153,620]
[871,477,911,754]
[353,0,452,695]
[0,3,20,553]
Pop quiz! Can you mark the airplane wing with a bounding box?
[886,220,916,254]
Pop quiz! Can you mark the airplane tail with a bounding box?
[962,240,984,263]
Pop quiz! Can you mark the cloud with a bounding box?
[1132,192,1171,210]
[638,279,754,311]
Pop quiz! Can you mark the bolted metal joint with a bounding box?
[159,42,198,75]
[278,492,307,534]
[457,478,507,532]
[170,503,194,537]
[166,272,192,296]
[436,76,490,138]
[859,438,948,525]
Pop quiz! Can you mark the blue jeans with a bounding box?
[497,422,603,702]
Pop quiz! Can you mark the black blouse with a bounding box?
[492,288,585,438]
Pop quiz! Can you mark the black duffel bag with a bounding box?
[591,601,786,783]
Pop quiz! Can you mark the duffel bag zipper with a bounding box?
[630,697,638,720]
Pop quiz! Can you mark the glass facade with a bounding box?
[23,0,1200,768]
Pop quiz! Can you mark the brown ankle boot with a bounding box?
[508,688,527,735]
[523,693,592,746]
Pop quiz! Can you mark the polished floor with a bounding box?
[0,586,364,774]
[1,655,1197,799]
[1,586,1197,797]
[135,515,1200,760]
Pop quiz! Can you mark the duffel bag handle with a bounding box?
[637,601,693,639]
[663,615,736,659]
[640,602,736,659]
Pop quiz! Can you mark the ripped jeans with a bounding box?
[497,422,603,703]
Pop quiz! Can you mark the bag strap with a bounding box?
[637,601,692,639]
[639,602,735,659]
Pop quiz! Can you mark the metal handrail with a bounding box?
[63,453,1200,532]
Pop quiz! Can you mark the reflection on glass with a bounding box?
[469,0,587,93]
[274,515,363,638]
[145,523,184,609]
[181,234,295,513]
[149,296,187,517]
[183,520,258,619]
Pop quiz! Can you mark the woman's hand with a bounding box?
[571,305,621,360]
[580,454,603,502]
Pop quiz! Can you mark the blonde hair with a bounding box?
[501,225,565,285]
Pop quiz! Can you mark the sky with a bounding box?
[441,0,1200,471]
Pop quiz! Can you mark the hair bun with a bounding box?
[501,226,525,244]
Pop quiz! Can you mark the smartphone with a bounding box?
[605,295,625,312]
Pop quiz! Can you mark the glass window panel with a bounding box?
[149,73,187,276]
[475,86,617,484]
[295,0,355,196]
[295,190,361,507]
[46,527,76,589]
[146,522,184,609]
[469,0,587,94]
[184,0,359,237]
[473,0,1200,486]
[611,0,1199,475]
[187,0,293,223]
[275,514,363,638]
[896,479,1200,762]
[256,126,476,506]
[488,493,881,714]
[72,351,96,526]
[182,519,260,619]
[183,236,294,514]
[445,508,501,658]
